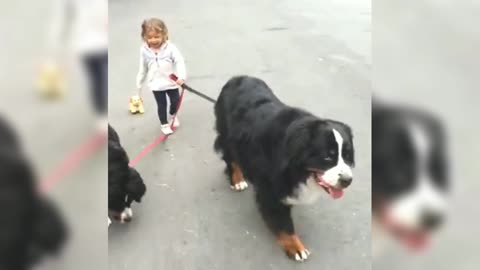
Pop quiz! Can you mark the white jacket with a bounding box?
[136,41,187,92]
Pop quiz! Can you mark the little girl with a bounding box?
[136,18,186,135]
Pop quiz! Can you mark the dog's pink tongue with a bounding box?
[329,187,344,199]
[402,232,429,251]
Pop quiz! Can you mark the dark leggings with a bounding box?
[153,89,180,125]
[82,51,108,116]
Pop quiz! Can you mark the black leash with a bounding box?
[182,83,217,103]
[169,74,217,103]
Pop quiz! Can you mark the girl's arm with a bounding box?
[171,44,187,83]
[135,47,147,96]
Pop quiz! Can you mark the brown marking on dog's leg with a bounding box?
[277,232,310,261]
[230,162,248,191]
[109,211,121,221]
[231,162,244,184]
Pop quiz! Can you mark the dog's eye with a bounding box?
[325,149,337,160]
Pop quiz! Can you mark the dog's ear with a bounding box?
[343,123,355,165]
[346,125,355,167]
[0,152,37,267]
[125,168,146,202]
[285,125,309,157]
[27,197,68,263]
[0,116,20,148]
[282,120,314,169]
[343,124,354,140]
[0,151,37,193]
[108,126,121,144]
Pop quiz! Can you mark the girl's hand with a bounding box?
[176,79,185,86]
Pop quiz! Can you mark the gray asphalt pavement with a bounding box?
[108,0,371,269]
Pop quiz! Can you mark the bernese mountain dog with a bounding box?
[108,124,146,226]
[0,116,67,270]
[214,76,355,261]
[372,99,449,256]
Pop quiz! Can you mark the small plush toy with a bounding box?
[37,63,64,98]
[129,95,144,114]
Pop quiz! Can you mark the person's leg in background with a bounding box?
[82,51,108,131]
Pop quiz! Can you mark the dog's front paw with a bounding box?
[230,162,248,192]
[120,207,133,223]
[277,233,311,262]
[230,180,248,191]
[290,248,310,262]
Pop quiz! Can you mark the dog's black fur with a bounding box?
[214,76,354,258]
[0,116,67,270]
[108,125,146,220]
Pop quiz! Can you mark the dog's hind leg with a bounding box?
[214,135,231,175]
[256,192,310,262]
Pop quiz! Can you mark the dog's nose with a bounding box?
[421,210,444,231]
[338,175,352,188]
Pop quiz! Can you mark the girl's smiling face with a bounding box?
[145,30,165,49]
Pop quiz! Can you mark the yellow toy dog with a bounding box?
[37,63,64,98]
[129,95,145,114]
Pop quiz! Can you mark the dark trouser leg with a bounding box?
[152,91,168,125]
[83,52,108,116]
[166,88,180,115]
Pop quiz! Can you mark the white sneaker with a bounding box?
[160,124,173,135]
[170,117,180,128]
[96,116,108,133]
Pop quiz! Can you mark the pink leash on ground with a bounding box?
[37,72,208,191]
[37,72,206,191]
[128,85,186,167]
[38,131,107,193]
[37,76,186,192]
